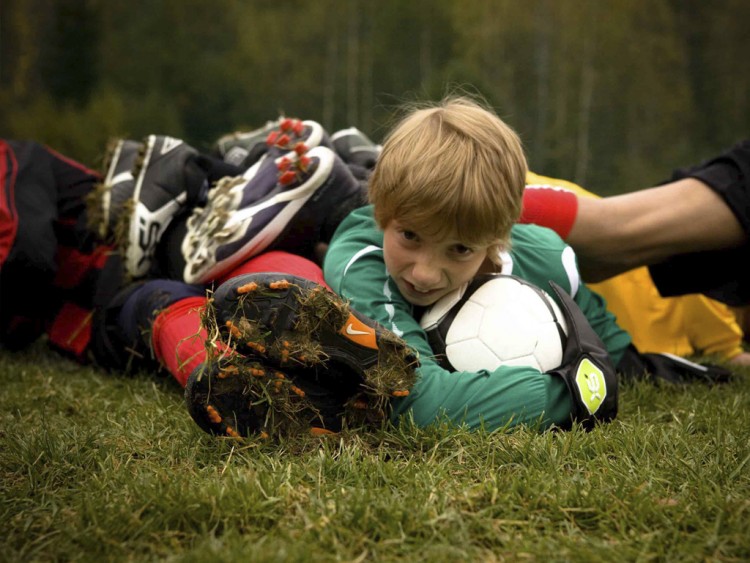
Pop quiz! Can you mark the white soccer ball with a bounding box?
[420,274,568,373]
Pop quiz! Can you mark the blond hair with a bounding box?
[368,96,527,261]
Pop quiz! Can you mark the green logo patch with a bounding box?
[575,358,607,414]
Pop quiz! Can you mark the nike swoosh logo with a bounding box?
[346,324,370,336]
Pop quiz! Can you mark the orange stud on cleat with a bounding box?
[292,120,304,135]
[225,426,242,438]
[310,427,337,436]
[269,280,291,290]
[206,405,222,424]
[259,431,270,440]
[391,390,410,397]
[246,341,266,354]
[226,320,242,339]
[250,367,266,377]
[236,282,259,294]
[290,385,305,397]
[276,133,291,147]
[352,399,368,410]
[293,142,307,156]
[217,365,239,379]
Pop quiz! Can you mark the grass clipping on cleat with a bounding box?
[84,183,109,240]
[199,281,419,437]
[85,138,126,242]
[199,291,329,437]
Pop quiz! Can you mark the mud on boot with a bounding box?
[185,355,370,438]
[208,273,419,426]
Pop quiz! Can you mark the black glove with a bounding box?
[546,282,619,429]
[617,344,734,385]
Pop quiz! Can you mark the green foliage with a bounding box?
[2,0,748,189]
[2,344,750,560]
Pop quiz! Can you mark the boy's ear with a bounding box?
[478,249,502,274]
[487,243,504,266]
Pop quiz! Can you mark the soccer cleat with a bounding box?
[213,117,330,171]
[211,118,282,169]
[331,126,382,169]
[211,273,419,410]
[184,356,356,438]
[123,135,206,278]
[87,138,142,241]
[181,118,331,275]
[182,145,361,284]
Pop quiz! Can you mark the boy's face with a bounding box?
[383,219,493,307]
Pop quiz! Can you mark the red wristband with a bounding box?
[520,185,579,239]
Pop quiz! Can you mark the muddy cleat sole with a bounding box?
[211,273,419,404]
[185,359,269,438]
[185,356,359,438]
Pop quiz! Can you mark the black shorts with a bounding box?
[649,140,750,306]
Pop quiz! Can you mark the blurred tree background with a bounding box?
[1,0,747,194]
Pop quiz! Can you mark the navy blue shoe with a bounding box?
[211,118,281,169]
[331,126,381,169]
[124,135,206,278]
[182,145,360,283]
[90,138,142,241]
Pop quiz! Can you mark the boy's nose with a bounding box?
[411,259,441,289]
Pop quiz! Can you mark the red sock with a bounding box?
[151,296,208,388]
[152,251,328,387]
[520,186,579,239]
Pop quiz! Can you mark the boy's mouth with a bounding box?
[401,279,444,301]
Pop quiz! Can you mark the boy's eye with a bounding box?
[452,244,474,256]
[401,230,418,241]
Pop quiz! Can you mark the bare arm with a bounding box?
[567,178,746,281]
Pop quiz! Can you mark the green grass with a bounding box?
[2,344,749,562]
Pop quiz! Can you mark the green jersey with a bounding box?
[324,205,631,430]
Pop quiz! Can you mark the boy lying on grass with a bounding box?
[186,97,639,436]
[1,101,732,439]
